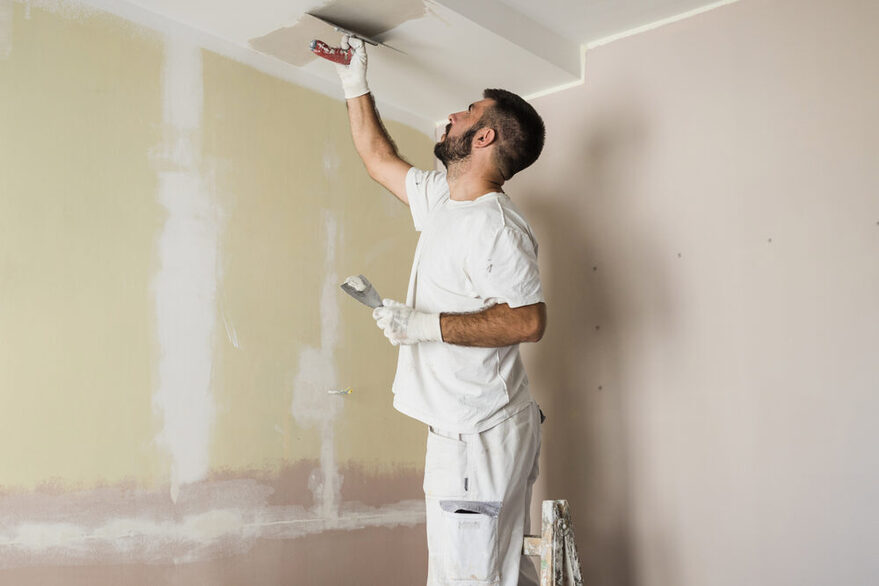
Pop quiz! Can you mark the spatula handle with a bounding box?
[309,40,353,66]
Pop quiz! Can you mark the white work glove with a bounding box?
[372,299,442,346]
[335,35,369,99]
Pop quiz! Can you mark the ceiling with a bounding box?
[86,0,736,132]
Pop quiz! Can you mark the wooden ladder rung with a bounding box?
[523,536,543,557]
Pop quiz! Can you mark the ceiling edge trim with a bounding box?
[585,0,742,50]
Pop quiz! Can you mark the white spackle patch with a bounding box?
[344,275,366,292]
[290,210,344,519]
[180,509,244,543]
[0,0,12,59]
[152,36,218,503]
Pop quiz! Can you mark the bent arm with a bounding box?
[440,302,546,347]
[346,93,412,204]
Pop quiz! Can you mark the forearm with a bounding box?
[346,93,400,172]
[440,302,546,347]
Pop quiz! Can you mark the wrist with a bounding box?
[343,80,369,100]
[410,311,442,343]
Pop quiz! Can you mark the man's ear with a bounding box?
[473,127,496,149]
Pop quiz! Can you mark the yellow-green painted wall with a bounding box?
[0,3,430,491]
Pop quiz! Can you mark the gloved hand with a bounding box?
[335,35,369,99]
[373,299,442,345]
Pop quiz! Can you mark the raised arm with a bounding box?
[336,36,412,204]
[346,94,412,204]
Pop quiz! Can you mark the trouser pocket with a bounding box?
[439,500,501,584]
[424,429,468,498]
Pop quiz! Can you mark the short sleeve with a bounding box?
[468,227,544,308]
[406,167,450,231]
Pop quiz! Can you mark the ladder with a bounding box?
[523,500,584,586]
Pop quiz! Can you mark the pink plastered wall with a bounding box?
[515,0,879,584]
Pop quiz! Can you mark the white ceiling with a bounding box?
[88,0,735,132]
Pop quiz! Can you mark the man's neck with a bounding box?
[446,161,505,202]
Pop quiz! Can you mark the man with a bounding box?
[337,35,547,586]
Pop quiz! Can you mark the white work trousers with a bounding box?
[424,402,542,586]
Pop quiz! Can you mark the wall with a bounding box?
[514,0,879,584]
[0,2,433,583]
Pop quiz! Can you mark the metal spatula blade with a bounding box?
[340,274,383,309]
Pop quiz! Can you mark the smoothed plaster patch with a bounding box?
[290,211,344,519]
[152,37,218,503]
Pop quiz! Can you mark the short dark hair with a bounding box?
[479,89,545,180]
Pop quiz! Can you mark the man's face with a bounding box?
[434,99,494,167]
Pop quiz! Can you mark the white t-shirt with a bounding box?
[391,167,544,433]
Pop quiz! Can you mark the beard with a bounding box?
[434,124,478,168]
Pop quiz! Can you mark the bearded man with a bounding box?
[337,35,547,586]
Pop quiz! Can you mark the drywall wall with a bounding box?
[512,0,879,585]
[0,2,434,583]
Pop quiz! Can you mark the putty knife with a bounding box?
[340,275,383,309]
[307,13,404,65]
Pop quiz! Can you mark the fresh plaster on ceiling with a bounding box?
[250,0,427,67]
[250,14,349,68]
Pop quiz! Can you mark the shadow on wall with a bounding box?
[521,100,678,586]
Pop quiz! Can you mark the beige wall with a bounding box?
[1,2,432,582]
[515,0,879,584]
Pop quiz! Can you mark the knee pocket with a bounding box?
[439,500,502,584]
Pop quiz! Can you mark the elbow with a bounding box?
[523,303,547,343]
[527,320,546,343]
[363,160,381,181]
[364,154,394,184]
